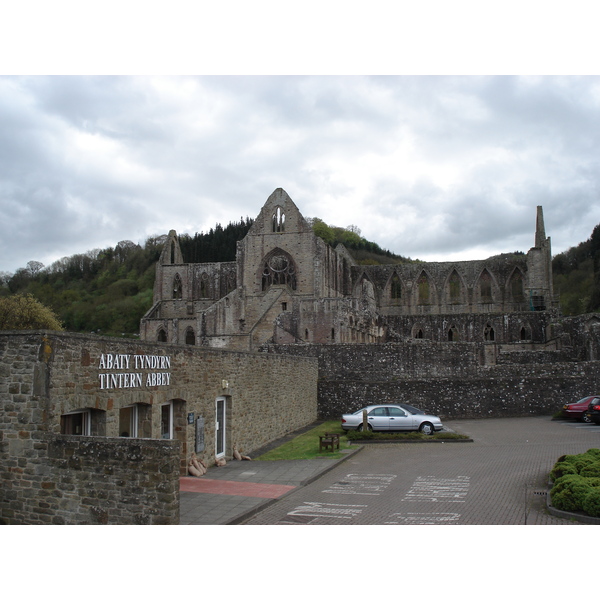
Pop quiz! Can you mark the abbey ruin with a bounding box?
[140,188,600,419]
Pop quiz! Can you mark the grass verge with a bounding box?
[256,421,349,461]
[255,421,471,461]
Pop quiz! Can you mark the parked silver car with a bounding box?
[341,404,443,435]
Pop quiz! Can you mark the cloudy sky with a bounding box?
[2,6,600,275]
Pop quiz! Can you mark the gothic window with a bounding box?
[272,207,285,232]
[484,324,495,341]
[170,241,176,264]
[262,252,297,291]
[415,329,424,339]
[448,270,462,302]
[390,273,402,301]
[185,328,195,345]
[226,271,236,294]
[172,274,182,299]
[448,326,458,341]
[418,272,430,304]
[520,326,532,341]
[510,270,525,302]
[479,270,493,303]
[199,272,210,298]
[157,328,167,342]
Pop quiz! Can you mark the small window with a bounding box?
[61,410,91,435]
[158,329,167,343]
[185,328,195,345]
[281,302,287,311]
[161,402,173,439]
[119,405,139,438]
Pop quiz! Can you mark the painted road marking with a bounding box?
[402,475,470,502]
[322,474,396,496]
[283,502,367,521]
[385,512,461,524]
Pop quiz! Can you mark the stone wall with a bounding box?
[1,434,180,525]
[267,333,600,420]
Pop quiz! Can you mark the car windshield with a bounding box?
[400,404,425,415]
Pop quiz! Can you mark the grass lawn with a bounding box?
[256,421,350,461]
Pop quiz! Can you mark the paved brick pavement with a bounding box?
[241,416,600,525]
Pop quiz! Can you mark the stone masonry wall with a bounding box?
[268,336,600,420]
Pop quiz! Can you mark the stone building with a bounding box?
[0,330,317,524]
[140,188,556,350]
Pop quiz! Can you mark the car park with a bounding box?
[561,396,600,423]
[341,404,443,435]
[585,397,600,424]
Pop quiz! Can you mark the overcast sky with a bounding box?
[2,74,600,275]
[2,5,600,275]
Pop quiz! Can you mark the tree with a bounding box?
[26,261,44,276]
[0,294,63,331]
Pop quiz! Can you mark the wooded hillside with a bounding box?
[1,219,598,335]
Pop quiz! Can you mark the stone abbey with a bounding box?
[140,188,556,350]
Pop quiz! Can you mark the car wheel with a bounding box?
[357,423,372,432]
[419,422,434,435]
[583,413,592,423]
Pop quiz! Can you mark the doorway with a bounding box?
[215,396,228,458]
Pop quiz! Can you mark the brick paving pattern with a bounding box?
[241,417,600,525]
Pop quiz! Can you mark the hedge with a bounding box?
[549,449,600,516]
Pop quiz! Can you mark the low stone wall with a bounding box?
[1,434,180,525]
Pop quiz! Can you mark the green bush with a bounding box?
[550,475,591,512]
[580,463,600,478]
[550,460,578,481]
[549,449,600,515]
[582,489,600,517]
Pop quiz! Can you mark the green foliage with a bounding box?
[310,218,412,265]
[582,488,600,517]
[550,474,591,512]
[0,294,63,330]
[550,449,600,516]
[553,222,600,315]
[256,421,350,461]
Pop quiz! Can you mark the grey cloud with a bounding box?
[1,75,600,273]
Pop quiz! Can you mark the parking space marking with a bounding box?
[282,501,367,521]
[322,474,396,496]
[402,475,470,503]
[385,512,461,525]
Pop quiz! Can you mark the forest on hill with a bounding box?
[1,218,599,336]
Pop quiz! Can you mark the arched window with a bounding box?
[185,328,195,345]
[448,270,462,302]
[158,328,167,342]
[390,273,402,301]
[262,251,297,291]
[510,270,525,302]
[484,324,495,341]
[448,326,458,341]
[272,207,285,232]
[418,272,430,304]
[199,272,210,298]
[479,270,493,303]
[172,274,182,299]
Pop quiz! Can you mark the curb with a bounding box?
[225,446,364,525]
[348,438,473,444]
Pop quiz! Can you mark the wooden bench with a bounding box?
[319,432,340,452]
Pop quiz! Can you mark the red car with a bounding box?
[562,396,600,423]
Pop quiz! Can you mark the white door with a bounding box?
[215,397,226,457]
